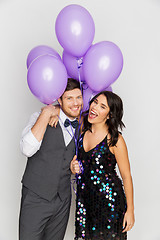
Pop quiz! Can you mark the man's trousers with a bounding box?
[19,186,71,240]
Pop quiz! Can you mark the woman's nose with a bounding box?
[92,103,98,109]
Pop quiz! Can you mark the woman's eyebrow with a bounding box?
[101,103,107,108]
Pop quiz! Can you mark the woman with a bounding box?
[71,91,135,240]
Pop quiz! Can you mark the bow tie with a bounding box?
[64,119,78,129]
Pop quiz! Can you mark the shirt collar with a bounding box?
[59,109,76,124]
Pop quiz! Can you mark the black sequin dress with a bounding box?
[75,133,127,240]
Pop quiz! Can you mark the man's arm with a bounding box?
[31,106,53,142]
[20,105,58,157]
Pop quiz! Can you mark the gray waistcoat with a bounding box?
[22,123,75,201]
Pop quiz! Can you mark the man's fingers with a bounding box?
[49,116,59,128]
[48,119,54,127]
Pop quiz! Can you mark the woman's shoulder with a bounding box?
[117,133,126,145]
[113,133,127,155]
[81,129,89,136]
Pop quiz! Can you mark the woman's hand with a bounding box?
[122,209,135,232]
[70,155,81,174]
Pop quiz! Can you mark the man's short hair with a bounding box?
[60,78,81,99]
[65,78,81,92]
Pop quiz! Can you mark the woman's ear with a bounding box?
[109,112,112,119]
[106,112,110,120]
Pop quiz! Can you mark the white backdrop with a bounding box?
[0,0,160,239]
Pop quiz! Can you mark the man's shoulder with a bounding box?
[28,111,41,121]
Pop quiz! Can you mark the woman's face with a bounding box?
[88,94,110,125]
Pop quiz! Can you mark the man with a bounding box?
[19,78,83,240]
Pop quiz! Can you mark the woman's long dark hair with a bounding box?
[83,91,125,147]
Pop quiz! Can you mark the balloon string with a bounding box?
[76,57,83,137]
[76,58,84,175]
[71,178,77,195]
[71,59,84,195]
[57,110,78,153]
[58,58,83,194]
[57,103,83,194]
[57,106,83,170]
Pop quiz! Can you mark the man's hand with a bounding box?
[70,155,81,174]
[41,104,60,127]
[31,104,60,142]
[41,104,59,117]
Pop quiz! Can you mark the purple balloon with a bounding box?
[62,50,85,82]
[27,45,61,69]
[27,55,67,104]
[82,83,94,112]
[83,41,123,91]
[55,4,95,57]
[82,83,112,112]
[105,85,113,92]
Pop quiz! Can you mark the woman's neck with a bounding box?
[90,123,108,135]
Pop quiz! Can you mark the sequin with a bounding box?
[75,133,127,240]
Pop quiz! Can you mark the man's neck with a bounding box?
[60,109,76,121]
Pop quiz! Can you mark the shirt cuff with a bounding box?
[24,129,42,147]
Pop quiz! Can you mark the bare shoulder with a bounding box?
[113,134,128,154]
[117,134,126,146]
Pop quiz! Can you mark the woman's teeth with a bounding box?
[89,110,97,118]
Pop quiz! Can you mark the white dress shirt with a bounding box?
[20,109,76,157]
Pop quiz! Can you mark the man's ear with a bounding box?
[58,98,62,106]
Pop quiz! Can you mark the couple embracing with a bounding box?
[19,78,134,240]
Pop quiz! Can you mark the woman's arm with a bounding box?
[113,134,135,232]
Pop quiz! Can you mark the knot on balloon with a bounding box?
[76,57,83,69]
[82,82,88,90]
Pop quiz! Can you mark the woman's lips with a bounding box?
[89,110,98,119]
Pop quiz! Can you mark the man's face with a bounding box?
[58,88,83,120]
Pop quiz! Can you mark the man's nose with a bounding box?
[73,99,78,105]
